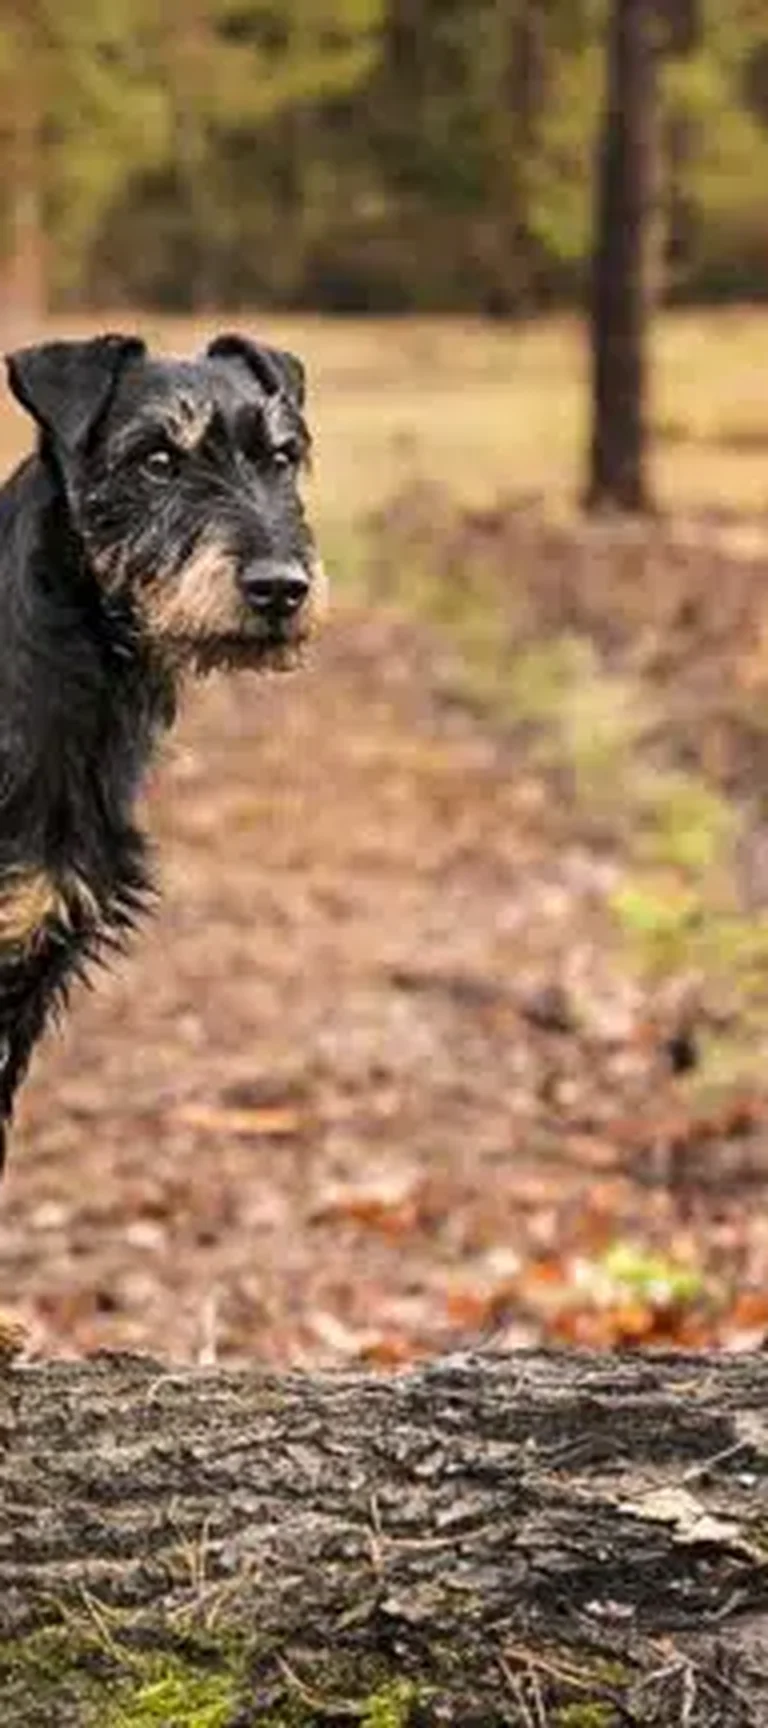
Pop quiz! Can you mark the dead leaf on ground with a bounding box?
[174,1102,304,1139]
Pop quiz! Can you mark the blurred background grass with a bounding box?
[3,309,768,525]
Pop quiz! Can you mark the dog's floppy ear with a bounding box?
[207,333,306,409]
[6,334,146,453]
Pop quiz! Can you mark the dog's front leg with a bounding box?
[0,1001,47,1171]
[0,953,67,1171]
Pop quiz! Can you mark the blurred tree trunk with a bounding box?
[2,111,46,326]
[0,11,47,327]
[585,0,659,513]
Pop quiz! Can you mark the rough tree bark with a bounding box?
[2,1352,768,1724]
[585,0,658,514]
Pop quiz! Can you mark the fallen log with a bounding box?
[1,1350,768,1725]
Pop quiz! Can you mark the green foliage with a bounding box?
[635,770,736,874]
[612,822,768,1094]
[384,526,768,1095]
[500,635,648,806]
[597,1242,705,1307]
[0,0,764,309]
[664,0,768,295]
[610,877,704,976]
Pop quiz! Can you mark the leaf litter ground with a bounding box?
[5,505,768,1364]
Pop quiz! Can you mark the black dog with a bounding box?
[0,331,325,1167]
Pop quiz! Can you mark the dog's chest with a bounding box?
[0,698,157,978]
[0,836,150,974]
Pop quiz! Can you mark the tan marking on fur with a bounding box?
[166,396,214,451]
[92,534,326,671]
[138,539,245,641]
[61,871,102,926]
[87,541,132,596]
[0,868,101,953]
[0,870,102,953]
[0,871,61,951]
[303,555,330,637]
[142,546,329,649]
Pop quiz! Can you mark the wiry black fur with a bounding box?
[0,331,320,1166]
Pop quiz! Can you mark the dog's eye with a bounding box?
[141,447,176,482]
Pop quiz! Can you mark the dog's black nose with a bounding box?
[242,560,309,618]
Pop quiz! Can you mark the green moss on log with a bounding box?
[103,1658,239,1727]
[553,1707,619,1728]
[0,1615,633,1727]
[360,1681,420,1727]
[0,1624,245,1727]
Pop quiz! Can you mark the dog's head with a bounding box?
[6,333,327,672]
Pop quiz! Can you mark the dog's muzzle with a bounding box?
[241,559,310,629]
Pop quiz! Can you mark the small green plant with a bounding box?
[362,516,768,1098]
[362,1679,419,1728]
[505,636,598,726]
[610,876,704,977]
[635,770,736,875]
[493,634,651,814]
[104,1659,239,1727]
[596,1242,705,1308]
[553,1706,619,1728]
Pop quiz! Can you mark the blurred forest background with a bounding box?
[0,0,766,317]
[3,1,768,1368]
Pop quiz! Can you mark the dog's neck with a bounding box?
[0,454,174,867]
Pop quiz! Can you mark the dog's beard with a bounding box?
[187,630,306,674]
[144,610,308,675]
[181,592,320,675]
[121,562,324,676]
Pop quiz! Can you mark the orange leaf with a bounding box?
[314,1177,422,1236]
[727,1291,768,1330]
[548,1308,616,1348]
[340,1198,418,1235]
[525,1257,567,1288]
[446,1285,515,1329]
[360,1335,418,1368]
[611,1301,662,1342]
[175,1103,303,1138]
